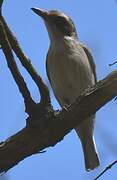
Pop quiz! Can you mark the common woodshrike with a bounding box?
[32,7,100,171]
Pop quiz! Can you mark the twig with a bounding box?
[0,9,50,105]
[0,21,35,114]
[94,160,117,180]
[109,61,117,66]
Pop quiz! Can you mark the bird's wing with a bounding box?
[80,43,97,82]
[46,54,52,86]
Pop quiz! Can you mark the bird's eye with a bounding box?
[54,16,67,25]
[51,15,76,36]
[53,16,74,36]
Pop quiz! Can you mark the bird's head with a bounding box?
[31,7,77,41]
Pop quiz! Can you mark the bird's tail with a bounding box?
[81,135,99,171]
[75,115,100,171]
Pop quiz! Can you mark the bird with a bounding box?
[31,7,100,171]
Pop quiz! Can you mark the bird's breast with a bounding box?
[46,40,95,106]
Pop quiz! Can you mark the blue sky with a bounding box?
[0,0,117,179]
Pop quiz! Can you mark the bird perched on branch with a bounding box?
[32,7,100,171]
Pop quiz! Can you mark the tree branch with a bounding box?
[0,21,35,114]
[0,0,3,8]
[0,70,116,173]
[0,9,50,105]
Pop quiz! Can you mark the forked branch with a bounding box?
[0,4,50,105]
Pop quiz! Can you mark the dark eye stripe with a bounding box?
[53,16,76,36]
[53,16,67,24]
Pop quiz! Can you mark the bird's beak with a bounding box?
[31,7,48,19]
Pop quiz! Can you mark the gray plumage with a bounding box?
[32,7,100,171]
